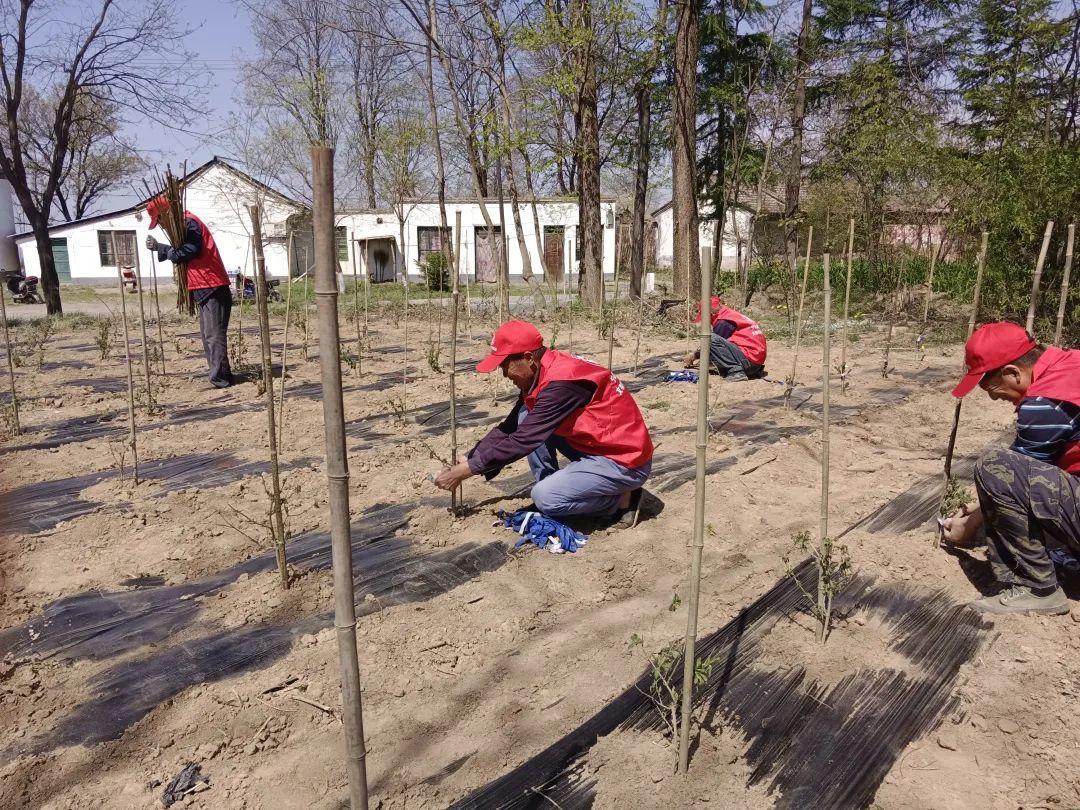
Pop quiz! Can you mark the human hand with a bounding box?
[146,236,159,251]
[434,461,472,492]
[683,352,698,369]
[941,504,982,546]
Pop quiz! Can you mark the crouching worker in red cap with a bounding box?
[683,296,767,381]
[942,322,1080,615]
[145,197,233,388]
[434,320,658,523]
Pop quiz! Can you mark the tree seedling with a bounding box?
[785,530,853,644]
[94,316,118,360]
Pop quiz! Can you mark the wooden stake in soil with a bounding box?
[351,237,363,379]
[149,248,166,375]
[132,247,155,412]
[235,244,249,367]
[1054,223,1075,346]
[816,246,833,643]
[449,211,463,516]
[839,218,855,391]
[677,214,713,775]
[115,261,139,484]
[784,226,813,404]
[249,206,290,591]
[881,251,904,378]
[311,145,369,810]
[922,230,940,328]
[1026,220,1054,336]
[0,284,19,434]
[278,238,295,450]
[936,229,988,548]
[606,226,624,371]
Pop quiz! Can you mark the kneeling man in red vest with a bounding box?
[942,322,1080,615]
[683,296,767,381]
[434,320,656,522]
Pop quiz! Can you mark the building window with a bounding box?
[98,230,137,268]
[335,226,349,262]
[417,226,452,264]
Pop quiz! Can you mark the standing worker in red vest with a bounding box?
[434,321,659,523]
[683,296,767,381]
[943,322,1080,615]
[145,198,234,388]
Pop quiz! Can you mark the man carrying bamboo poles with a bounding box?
[943,322,1080,615]
[434,320,660,524]
[683,296,767,381]
[145,197,233,388]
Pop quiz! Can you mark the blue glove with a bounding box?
[664,370,699,384]
[499,508,589,554]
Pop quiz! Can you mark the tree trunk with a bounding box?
[631,83,651,300]
[363,148,377,209]
[30,222,63,315]
[576,0,604,311]
[785,0,814,284]
[672,0,701,302]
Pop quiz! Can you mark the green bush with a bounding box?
[420,253,450,292]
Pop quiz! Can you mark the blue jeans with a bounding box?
[526,434,652,518]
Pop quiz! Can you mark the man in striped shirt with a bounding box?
[943,322,1080,615]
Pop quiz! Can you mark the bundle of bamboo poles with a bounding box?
[143,167,194,315]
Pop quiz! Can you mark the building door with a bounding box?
[49,238,71,282]
[543,226,564,281]
[114,231,137,271]
[474,225,502,283]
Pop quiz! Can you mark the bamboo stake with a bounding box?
[303,268,311,360]
[235,244,249,367]
[567,237,575,353]
[816,246,832,643]
[633,273,646,372]
[606,225,623,370]
[149,248,166,376]
[1054,223,1075,346]
[278,261,294,451]
[449,210,463,516]
[0,283,19,434]
[839,218,855,391]
[677,212,712,775]
[1026,221,1054,336]
[936,229,988,548]
[249,206,290,591]
[115,260,139,484]
[132,246,155,412]
[403,261,410,411]
[784,226,813,404]
[311,145,369,810]
[351,237,363,378]
[881,251,904,378]
[922,229,940,327]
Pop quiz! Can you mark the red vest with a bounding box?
[524,350,654,468]
[184,212,230,290]
[706,302,767,365]
[1022,346,1080,474]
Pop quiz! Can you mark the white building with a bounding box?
[14,157,619,285]
[13,158,302,284]
[652,199,755,271]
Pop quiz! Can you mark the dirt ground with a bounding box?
[1,298,1079,810]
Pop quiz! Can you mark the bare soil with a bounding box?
[1,302,1079,809]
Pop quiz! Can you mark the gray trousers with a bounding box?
[197,285,233,388]
[709,334,764,380]
[527,434,651,518]
[975,446,1080,589]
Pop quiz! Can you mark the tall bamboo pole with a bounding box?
[633,274,646,372]
[0,284,19,434]
[403,260,410,411]
[235,245,248,366]
[881,252,904,378]
[449,211,463,515]
[784,226,813,404]
[816,246,832,642]
[351,237,363,378]
[839,218,855,390]
[677,214,712,775]
[936,230,988,548]
[115,260,139,484]
[1054,223,1075,346]
[132,246,155,412]
[922,230,940,327]
[149,248,166,375]
[1026,220,1054,336]
[606,225,623,370]
[249,206,290,590]
[278,234,295,450]
[303,266,311,359]
[311,146,369,810]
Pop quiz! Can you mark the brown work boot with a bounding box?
[970,585,1070,616]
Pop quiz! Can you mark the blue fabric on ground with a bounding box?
[664,370,699,384]
[499,508,589,554]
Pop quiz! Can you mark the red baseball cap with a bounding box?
[952,322,1036,398]
[476,320,544,373]
[146,196,168,229]
[693,296,723,323]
